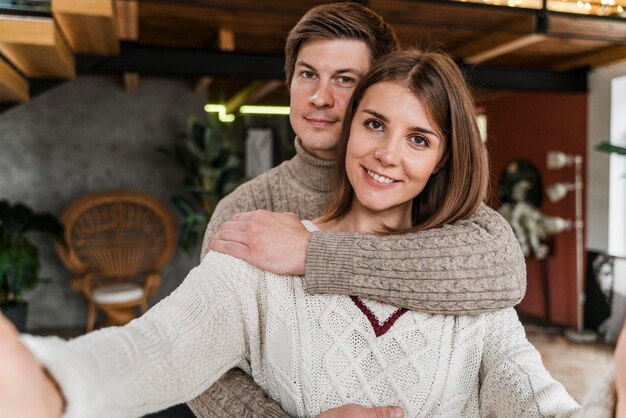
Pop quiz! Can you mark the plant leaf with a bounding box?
[595,142,626,156]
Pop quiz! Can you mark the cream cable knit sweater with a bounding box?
[200,138,526,315]
[21,236,613,417]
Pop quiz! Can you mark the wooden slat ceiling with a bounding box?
[134,0,626,69]
[1,0,626,105]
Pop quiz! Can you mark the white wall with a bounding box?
[609,75,626,257]
[587,61,626,255]
[588,62,626,342]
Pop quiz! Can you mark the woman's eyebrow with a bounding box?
[363,109,441,140]
[363,109,389,123]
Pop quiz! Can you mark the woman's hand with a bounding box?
[615,319,626,418]
[0,313,65,418]
[316,403,405,418]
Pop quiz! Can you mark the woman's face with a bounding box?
[345,81,446,226]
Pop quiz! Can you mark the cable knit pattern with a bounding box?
[194,138,528,416]
[305,207,526,314]
[22,244,611,418]
[201,138,526,314]
[186,369,287,418]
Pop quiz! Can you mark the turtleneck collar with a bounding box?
[285,137,335,193]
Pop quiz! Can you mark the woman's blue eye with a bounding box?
[366,120,383,130]
[410,135,427,146]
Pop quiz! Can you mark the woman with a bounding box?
[0,49,610,417]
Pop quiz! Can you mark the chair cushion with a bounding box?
[93,283,144,305]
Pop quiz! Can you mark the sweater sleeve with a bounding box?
[21,252,263,418]
[478,308,580,417]
[303,204,526,314]
[195,178,292,418]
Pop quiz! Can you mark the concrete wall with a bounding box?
[0,75,208,329]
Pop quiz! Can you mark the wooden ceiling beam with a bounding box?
[450,16,546,64]
[553,45,626,71]
[52,0,119,56]
[462,33,546,65]
[114,0,139,41]
[246,80,284,105]
[224,80,267,114]
[0,16,75,78]
[219,28,235,51]
[123,72,139,92]
[0,59,28,103]
[114,0,139,91]
[194,76,214,94]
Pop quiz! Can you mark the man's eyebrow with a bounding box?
[362,109,441,139]
[296,60,361,75]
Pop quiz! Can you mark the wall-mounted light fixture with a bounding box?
[546,151,595,342]
[204,104,291,122]
[240,105,290,115]
[203,104,235,123]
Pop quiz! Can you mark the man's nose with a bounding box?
[309,80,334,108]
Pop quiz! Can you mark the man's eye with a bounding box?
[338,76,355,85]
[302,71,316,79]
[365,120,384,131]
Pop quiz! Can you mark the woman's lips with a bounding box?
[362,166,400,185]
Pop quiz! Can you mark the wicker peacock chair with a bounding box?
[56,190,177,331]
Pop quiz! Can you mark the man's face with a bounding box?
[289,38,371,160]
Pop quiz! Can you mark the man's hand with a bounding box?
[0,313,64,418]
[209,210,311,275]
[317,403,405,418]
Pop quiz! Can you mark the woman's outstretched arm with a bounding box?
[12,252,262,418]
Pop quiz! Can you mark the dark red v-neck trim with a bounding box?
[350,296,408,337]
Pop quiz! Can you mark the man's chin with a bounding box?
[300,140,338,160]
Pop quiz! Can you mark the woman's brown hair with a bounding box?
[320,49,489,233]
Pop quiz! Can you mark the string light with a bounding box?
[454,0,626,16]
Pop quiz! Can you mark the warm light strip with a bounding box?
[204,104,291,121]
[203,104,235,122]
[240,105,290,115]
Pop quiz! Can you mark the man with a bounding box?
[189,3,526,417]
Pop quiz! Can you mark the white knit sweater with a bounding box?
[21,226,612,418]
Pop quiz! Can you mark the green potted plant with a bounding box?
[0,200,63,331]
[159,114,247,253]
